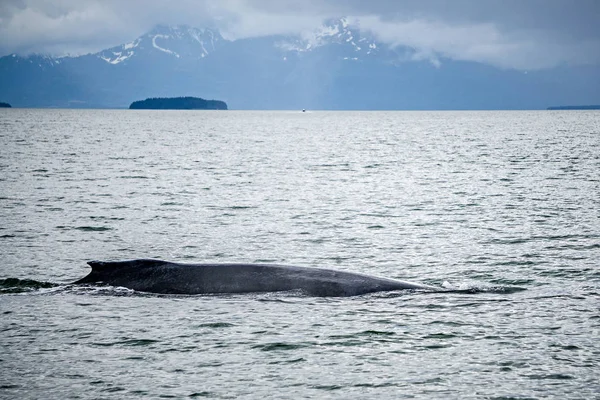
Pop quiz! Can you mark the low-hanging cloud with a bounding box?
[0,0,598,70]
[357,15,600,70]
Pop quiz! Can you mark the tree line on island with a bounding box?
[0,102,11,108]
[129,97,227,110]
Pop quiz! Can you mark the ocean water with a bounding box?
[0,109,598,399]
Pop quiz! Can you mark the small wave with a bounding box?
[524,373,574,380]
[441,281,527,294]
[93,339,160,347]
[357,330,395,336]
[0,278,58,294]
[189,391,217,398]
[311,384,343,391]
[196,322,235,328]
[485,233,600,246]
[75,226,112,232]
[252,342,311,351]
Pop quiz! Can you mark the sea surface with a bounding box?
[0,109,598,399]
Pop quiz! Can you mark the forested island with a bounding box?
[0,102,11,108]
[129,97,227,110]
[547,105,600,110]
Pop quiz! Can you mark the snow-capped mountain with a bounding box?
[97,25,225,65]
[93,19,376,66]
[4,53,63,68]
[277,18,379,59]
[0,19,598,109]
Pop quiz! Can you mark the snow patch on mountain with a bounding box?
[14,53,61,68]
[100,52,131,64]
[187,28,220,57]
[152,34,180,58]
[123,40,138,50]
[95,25,225,64]
[277,17,378,58]
[188,30,208,56]
[98,38,140,64]
[147,25,223,58]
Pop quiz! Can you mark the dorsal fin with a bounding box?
[75,260,152,284]
[87,260,123,271]
[87,259,164,271]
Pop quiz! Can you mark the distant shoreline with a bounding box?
[547,105,600,110]
[0,102,11,108]
[3,104,600,111]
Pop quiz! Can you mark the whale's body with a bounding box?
[75,259,437,297]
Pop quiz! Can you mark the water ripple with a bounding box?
[1,109,598,399]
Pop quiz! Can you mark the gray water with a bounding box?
[1,109,599,399]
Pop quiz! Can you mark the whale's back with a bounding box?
[74,259,437,296]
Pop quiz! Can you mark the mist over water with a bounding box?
[1,109,599,399]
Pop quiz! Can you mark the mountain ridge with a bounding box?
[1,20,599,109]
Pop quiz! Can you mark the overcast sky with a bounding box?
[1,0,599,70]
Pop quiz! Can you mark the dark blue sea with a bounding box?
[1,109,599,399]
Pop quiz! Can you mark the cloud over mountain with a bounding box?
[0,0,599,70]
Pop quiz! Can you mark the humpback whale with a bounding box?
[74,259,438,297]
